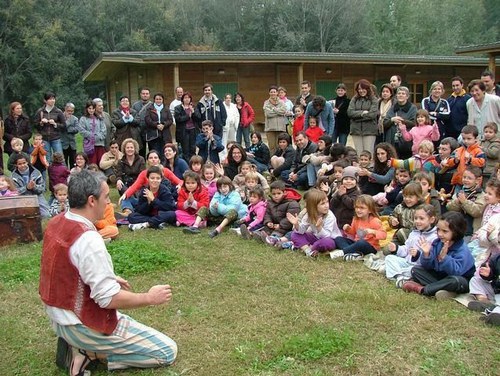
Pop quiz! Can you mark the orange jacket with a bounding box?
[445,143,485,185]
[95,203,117,230]
[345,215,387,250]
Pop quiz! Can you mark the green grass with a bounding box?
[0,215,499,375]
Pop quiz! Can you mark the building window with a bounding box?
[408,82,426,105]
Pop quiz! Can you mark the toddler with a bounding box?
[49,183,69,217]
[305,116,324,143]
[201,162,219,200]
[480,122,499,182]
[239,186,267,239]
[0,175,18,197]
[7,138,30,172]
[389,182,424,245]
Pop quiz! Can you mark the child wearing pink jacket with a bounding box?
[399,109,440,155]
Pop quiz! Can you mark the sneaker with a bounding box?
[265,235,280,246]
[481,312,500,326]
[304,247,318,258]
[435,290,458,301]
[103,237,112,244]
[395,276,410,289]
[467,300,496,312]
[279,241,295,251]
[402,280,424,294]
[330,249,344,259]
[183,226,200,234]
[240,224,252,240]
[363,254,375,268]
[209,229,220,238]
[343,253,363,261]
[128,222,148,231]
[157,222,168,230]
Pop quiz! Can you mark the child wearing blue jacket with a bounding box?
[402,211,475,300]
[209,175,247,238]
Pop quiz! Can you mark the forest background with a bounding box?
[0,0,498,117]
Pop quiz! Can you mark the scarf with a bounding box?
[154,103,164,123]
[393,101,412,114]
[120,106,130,116]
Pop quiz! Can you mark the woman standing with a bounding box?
[145,93,173,162]
[164,143,189,180]
[332,83,350,145]
[383,86,417,159]
[421,81,450,140]
[235,92,255,148]
[378,84,394,144]
[3,101,31,155]
[222,93,240,147]
[263,85,288,154]
[174,92,196,161]
[78,101,106,165]
[466,79,500,138]
[347,79,379,155]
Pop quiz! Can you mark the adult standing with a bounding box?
[263,85,288,154]
[221,93,240,160]
[466,79,500,138]
[347,79,379,156]
[144,93,173,163]
[132,87,153,159]
[61,103,79,168]
[481,69,500,96]
[421,81,450,140]
[235,92,255,148]
[447,76,471,139]
[304,96,335,137]
[378,84,394,144]
[34,91,66,162]
[3,101,31,155]
[112,96,141,154]
[295,80,313,107]
[79,101,107,165]
[193,83,227,138]
[383,86,417,159]
[39,169,177,375]
[174,92,196,161]
[332,83,350,145]
[93,98,115,151]
[389,75,402,91]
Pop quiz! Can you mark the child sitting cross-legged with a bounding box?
[287,189,341,257]
[207,176,248,238]
[402,211,475,300]
[238,186,267,239]
[179,170,210,234]
[389,182,424,245]
[384,204,438,288]
[330,194,387,261]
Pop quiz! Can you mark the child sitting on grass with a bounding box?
[208,176,248,238]
[0,175,18,197]
[374,167,412,215]
[253,180,300,245]
[329,166,361,230]
[384,204,438,287]
[330,194,387,261]
[389,182,424,245]
[413,171,441,217]
[287,189,341,257]
[7,138,30,172]
[201,162,219,200]
[446,165,485,240]
[389,140,439,175]
[189,155,204,177]
[402,211,475,300]
[178,171,210,233]
[232,161,269,195]
[49,183,69,217]
[239,186,267,239]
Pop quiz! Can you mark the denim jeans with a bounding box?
[236,126,251,148]
[43,139,63,163]
[334,236,378,255]
[332,130,348,146]
[306,163,320,187]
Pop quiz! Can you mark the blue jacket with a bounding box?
[447,91,471,137]
[196,133,224,164]
[420,238,475,279]
[304,101,335,136]
[210,190,247,219]
[135,183,176,215]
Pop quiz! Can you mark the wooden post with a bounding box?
[173,63,180,90]
[488,54,496,77]
[298,63,304,90]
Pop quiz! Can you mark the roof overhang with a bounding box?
[83,51,494,81]
[455,42,500,56]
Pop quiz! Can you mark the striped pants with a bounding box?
[54,314,177,371]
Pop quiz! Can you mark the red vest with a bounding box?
[39,214,118,335]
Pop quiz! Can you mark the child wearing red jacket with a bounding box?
[292,105,305,141]
[305,116,324,143]
[177,170,210,231]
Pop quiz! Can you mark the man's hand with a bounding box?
[116,276,131,290]
[147,285,172,305]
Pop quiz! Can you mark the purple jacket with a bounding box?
[48,162,70,193]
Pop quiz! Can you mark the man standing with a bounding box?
[303,96,335,137]
[93,98,115,151]
[132,87,153,158]
[193,83,227,138]
[295,80,313,107]
[447,76,471,139]
[39,170,177,375]
[389,75,402,91]
[481,69,500,96]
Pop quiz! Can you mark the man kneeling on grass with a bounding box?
[39,170,177,375]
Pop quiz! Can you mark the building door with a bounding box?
[212,83,238,101]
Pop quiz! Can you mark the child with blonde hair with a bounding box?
[287,189,341,257]
[201,162,219,199]
[7,138,30,172]
[0,175,18,196]
[390,140,439,174]
[331,194,386,261]
[49,183,69,217]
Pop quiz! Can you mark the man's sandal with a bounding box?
[55,337,101,375]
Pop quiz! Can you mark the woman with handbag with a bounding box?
[383,86,417,160]
[145,93,173,163]
[78,101,106,165]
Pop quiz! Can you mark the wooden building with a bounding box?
[83,51,497,124]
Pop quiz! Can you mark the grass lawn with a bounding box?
[0,214,499,376]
